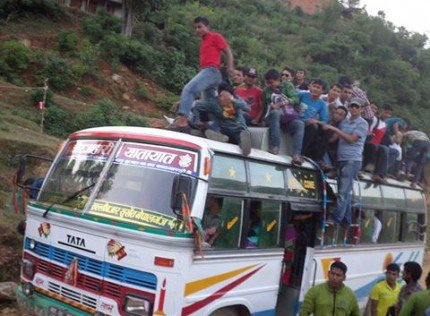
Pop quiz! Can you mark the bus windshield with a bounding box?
[88,142,199,231]
[38,140,115,210]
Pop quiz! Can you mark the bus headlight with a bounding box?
[22,259,35,279]
[123,295,152,316]
[29,239,36,250]
[22,282,34,296]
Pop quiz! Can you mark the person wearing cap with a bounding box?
[169,16,235,131]
[321,97,368,228]
[299,261,360,316]
[235,67,264,126]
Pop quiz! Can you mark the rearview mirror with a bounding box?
[170,174,193,214]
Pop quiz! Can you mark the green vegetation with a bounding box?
[1,0,430,134]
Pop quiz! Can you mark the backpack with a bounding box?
[271,92,299,124]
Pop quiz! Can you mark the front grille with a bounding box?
[25,238,157,291]
[48,281,97,309]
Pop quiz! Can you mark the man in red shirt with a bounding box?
[235,67,263,126]
[170,16,234,130]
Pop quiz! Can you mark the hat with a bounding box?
[245,67,258,78]
[348,97,364,107]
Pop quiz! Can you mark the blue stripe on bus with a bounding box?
[251,310,275,316]
[25,238,157,290]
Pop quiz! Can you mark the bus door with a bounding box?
[276,202,318,315]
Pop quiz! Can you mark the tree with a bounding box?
[122,0,166,37]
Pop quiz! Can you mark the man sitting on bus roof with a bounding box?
[192,84,252,156]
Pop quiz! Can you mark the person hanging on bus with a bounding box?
[299,261,360,316]
[395,261,423,314]
[369,263,401,316]
[202,196,223,246]
[321,98,368,228]
[169,16,235,131]
[398,271,430,316]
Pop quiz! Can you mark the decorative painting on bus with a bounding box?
[286,168,318,199]
[63,140,116,161]
[115,143,198,176]
[89,200,181,231]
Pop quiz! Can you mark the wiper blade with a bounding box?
[42,183,95,218]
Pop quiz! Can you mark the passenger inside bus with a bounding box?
[202,196,222,246]
[246,202,261,248]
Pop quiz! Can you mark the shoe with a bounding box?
[168,115,189,131]
[410,182,417,189]
[269,146,279,155]
[371,174,383,183]
[357,172,365,180]
[317,160,331,171]
[239,130,251,156]
[204,129,229,143]
[326,170,336,178]
[397,171,406,182]
[292,155,303,165]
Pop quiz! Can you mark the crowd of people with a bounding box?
[167,16,429,229]
[300,260,430,316]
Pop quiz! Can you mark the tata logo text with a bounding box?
[67,235,86,248]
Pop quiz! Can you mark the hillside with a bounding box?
[0,0,430,312]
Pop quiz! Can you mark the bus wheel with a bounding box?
[209,306,246,316]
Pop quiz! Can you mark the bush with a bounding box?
[36,53,77,90]
[31,88,54,108]
[0,0,66,20]
[0,40,33,83]
[58,30,78,52]
[135,84,149,100]
[123,112,148,127]
[44,105,73,137]
[82,9,122,43]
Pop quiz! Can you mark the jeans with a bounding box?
[336,160,362,226]
[178,67,222,116]
[363,143,388,176]
[265,110,304,155]
[405,140,430,182]
[302,123,330,161]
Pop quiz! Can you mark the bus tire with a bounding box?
[209,306,249,316]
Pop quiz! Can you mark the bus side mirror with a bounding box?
[170,174,193,214]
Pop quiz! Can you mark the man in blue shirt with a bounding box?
[322,98,368,227]
[298,79,329,164]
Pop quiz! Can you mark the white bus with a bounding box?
[16,126,427,316]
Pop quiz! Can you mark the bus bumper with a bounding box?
[16,285,91,316]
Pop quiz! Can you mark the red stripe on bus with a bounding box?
[181,265,264,316]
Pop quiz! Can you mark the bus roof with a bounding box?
[69,126,318,170]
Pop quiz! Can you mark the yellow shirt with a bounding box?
[370,280,401,316]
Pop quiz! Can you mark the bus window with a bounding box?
[378,211,400,243]
[248,162,285,195]
[211,197,244,249]
[354,182,382,209]
[404,213,419,242]
[209,155,247,192]
[246,200,282,249]
[360,210,382,244]
[381,186,406,210]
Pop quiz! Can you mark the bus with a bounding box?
[16,126,427,316]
